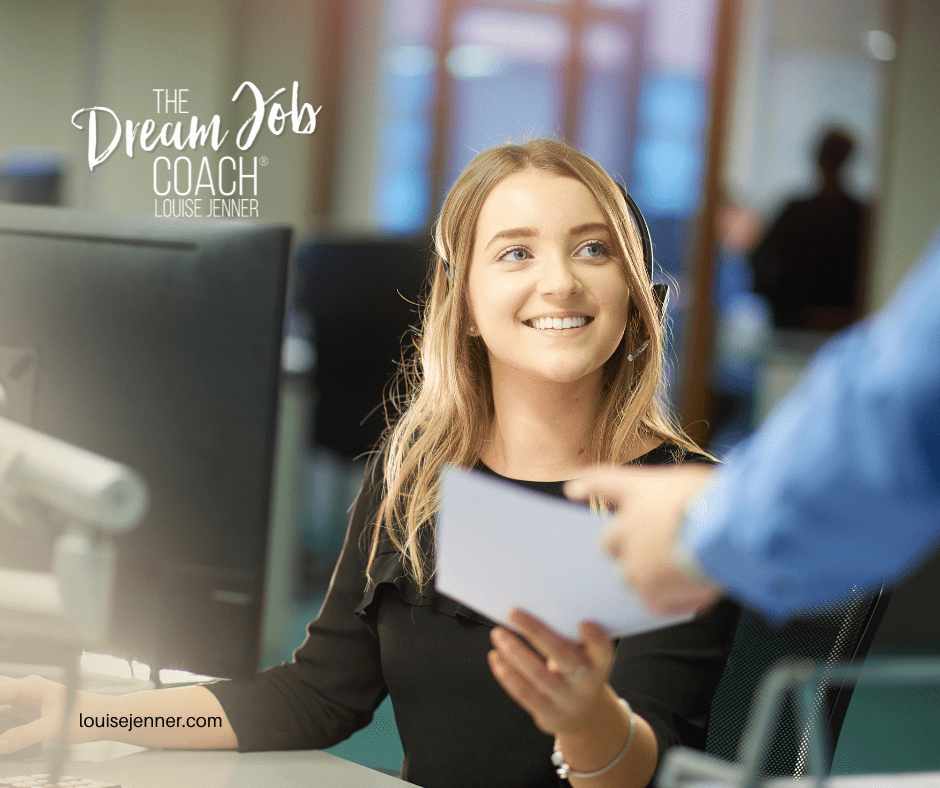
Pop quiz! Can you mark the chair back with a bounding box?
[705,587,889,777]
[294,236,431,458]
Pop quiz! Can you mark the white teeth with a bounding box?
[529,316,588,330]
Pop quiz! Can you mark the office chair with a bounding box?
[293,236,432,460]
[704,586,890,778]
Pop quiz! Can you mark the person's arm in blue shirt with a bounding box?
[683,230,940,618]
[569,229,940,620]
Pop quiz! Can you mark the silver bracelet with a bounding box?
[551,698,636,780]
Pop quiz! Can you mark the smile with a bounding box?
[524,315,593,331]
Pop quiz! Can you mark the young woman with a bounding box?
[0,139,740,788]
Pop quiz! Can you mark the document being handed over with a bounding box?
[436,465,692,641]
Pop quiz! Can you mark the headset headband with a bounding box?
[618,184,669,321]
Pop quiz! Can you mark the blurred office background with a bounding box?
[2,0,939,775]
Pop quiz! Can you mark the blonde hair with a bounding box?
[365,138,704,590]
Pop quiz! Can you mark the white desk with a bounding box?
[0,743,415,788]
[664,777,940,788]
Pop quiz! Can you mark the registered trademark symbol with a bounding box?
[259,157,269,166]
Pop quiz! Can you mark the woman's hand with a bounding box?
[487,608,615,737]
[0,674,82,754]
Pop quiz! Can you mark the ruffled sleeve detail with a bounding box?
[355,546,495,627]
[355,547,431,613]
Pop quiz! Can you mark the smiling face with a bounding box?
[466,169,631,391]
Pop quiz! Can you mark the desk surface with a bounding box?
[0,743,415,788]
[674,777,940,788]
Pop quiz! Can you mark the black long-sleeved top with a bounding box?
[206,443,741,787]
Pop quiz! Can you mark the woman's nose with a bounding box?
[537,255,582,298]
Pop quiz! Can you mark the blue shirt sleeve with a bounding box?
[682,229,940,620]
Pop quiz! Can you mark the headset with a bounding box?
[440,183,667,362]
[619,185,669,361]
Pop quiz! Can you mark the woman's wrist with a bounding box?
[553,694,635,780]
[554,684,632,766]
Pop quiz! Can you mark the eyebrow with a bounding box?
[484,226,538,250]
[569,222,611,237]
[483,222,612,251]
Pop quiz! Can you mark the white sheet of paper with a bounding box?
[436,465,692,641]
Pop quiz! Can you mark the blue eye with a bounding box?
[578,241,611,259]
[498,247,529,263]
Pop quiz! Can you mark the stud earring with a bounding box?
[469,325,478,335]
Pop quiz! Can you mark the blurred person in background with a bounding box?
[751,126,871,333]
[708,189,768,453]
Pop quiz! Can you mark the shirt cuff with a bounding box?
[677,465,801,623]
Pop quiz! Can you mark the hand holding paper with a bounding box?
[436,465,692,641]
[488,609,617,737]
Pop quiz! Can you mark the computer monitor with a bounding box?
[0,205,290,679]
